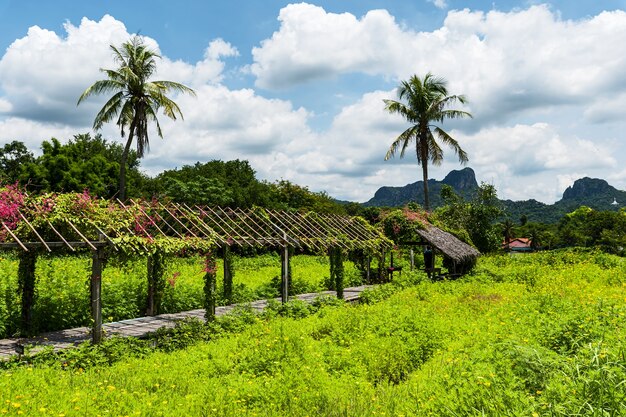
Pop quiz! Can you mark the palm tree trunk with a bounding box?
[422,162,430,212]
[419,139,430,211]
[119,137,133,201]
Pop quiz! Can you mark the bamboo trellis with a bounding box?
[0,200,391,344]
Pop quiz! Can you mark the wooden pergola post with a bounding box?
[91,244,104,344]
[280,241,290,303]
[223,246,233,303]
[204,252,217,321]
[18,250,37,335]
[366,255,371,284]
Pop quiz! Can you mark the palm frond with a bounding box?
[385,125,417,160]
[433,126,469,164]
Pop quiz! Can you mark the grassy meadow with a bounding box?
[0,252,363,337]
[0,249,625,415]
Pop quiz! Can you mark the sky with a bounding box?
[1,0,626,204]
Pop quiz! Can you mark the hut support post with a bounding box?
[280,243,290,303]
[223,246,233,303]
[18,250,37,335]
[410,248,415,271]
[91,246,104,344]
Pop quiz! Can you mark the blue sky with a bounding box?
[1,0,626,203]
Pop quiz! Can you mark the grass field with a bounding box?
[0,252,363,337]
[1,249,625,416]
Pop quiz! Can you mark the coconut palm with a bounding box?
[78,36,195,200]
[384,73,471,211]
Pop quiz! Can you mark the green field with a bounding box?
[0,252,364,337]
[1,249,625,416]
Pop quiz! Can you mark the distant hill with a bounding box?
[503,177,626,223]
[362,167,478,207]
[360,169,625,224]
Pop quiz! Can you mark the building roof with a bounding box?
[502,238,532,249]
[416,225,481,263]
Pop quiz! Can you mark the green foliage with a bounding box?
[1,251,626,415]
[433,182,502,252]
[266,179,346,214]
[558,206,626,253]
[19,134,146,198]
[0,141,34,184]
[378,207,425,244]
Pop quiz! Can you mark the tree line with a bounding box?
[0,135,345,214]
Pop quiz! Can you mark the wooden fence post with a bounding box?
[91,245,103,344]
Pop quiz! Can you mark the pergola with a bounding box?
[0,197,391,343]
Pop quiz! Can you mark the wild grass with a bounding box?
[0,252,362,337]
[1,249,624,416]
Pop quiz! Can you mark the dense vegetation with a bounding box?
[1,250,624,416]
[0,253,363,338]
[0,134,345,213]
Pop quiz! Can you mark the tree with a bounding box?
[501,218,515,249]
[19,134,146,198]
[78,36,195,200]
[433,182,502,253]
[0,141,34,184]
[384,73,472,211]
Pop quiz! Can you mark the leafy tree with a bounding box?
[0,141,34,184]
[384,73,472,211]
[78,36,195,200]
[433,183,502,253]
[155,160,266,207]
[19,134,145,198]
[266,180,345,214]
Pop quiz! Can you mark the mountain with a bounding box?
[362,167,478,207]
[503,177,626,223]
[362,170,625,224]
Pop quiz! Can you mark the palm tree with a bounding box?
[501,218,515,250]
[384,73,471,211]
[78,36,195,200]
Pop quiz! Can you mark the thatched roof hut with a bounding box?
[416,225,480,274]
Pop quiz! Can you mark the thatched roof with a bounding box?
[416,225,480,263]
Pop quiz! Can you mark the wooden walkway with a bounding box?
[0,285,371,360]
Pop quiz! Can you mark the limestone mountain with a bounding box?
[362,171,625,224]
[362,167,478,208]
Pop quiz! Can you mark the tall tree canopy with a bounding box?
[384,73,472,211]
[78,36,195,200]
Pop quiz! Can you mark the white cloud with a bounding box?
[1,7,626,206]
[0,117,78,151]
[0,15,237,126]
[429,0,448,10]
[251,4,626,126]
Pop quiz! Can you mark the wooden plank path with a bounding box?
[0,285,371,360]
